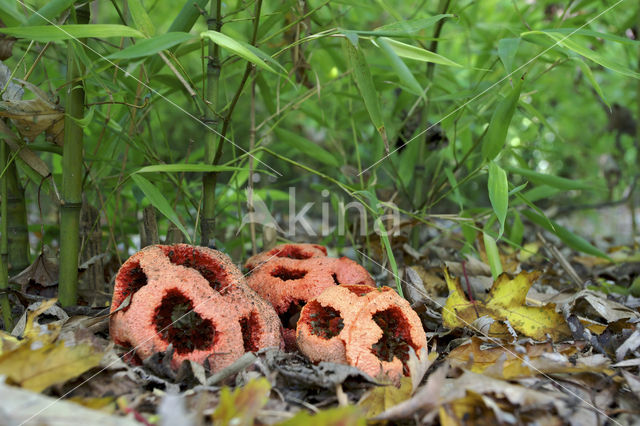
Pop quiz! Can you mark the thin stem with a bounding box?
[0,140,13,330]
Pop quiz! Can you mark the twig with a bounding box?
[536,232,583,289]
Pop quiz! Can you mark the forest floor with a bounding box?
[2,207,640,426]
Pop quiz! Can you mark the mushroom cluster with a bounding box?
[244,243,376,348]
[109,244,281,371]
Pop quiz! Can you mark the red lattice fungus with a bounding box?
[244,244,375,349]
[297,285,427,384]
[110,244,281,371]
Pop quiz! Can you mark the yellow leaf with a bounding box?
[23,298,62,344]
[0,340,103,392]
[278,406,365,426]
[359,376,413,419]
[439,391,496,425]
[443,269,570,341]
[0,331,21,354]
[212,378,271,426]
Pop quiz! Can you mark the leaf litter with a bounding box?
[2,225,640,425]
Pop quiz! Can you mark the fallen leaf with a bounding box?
[407,346,437,393]
[212,378,271,426]
[9,247,59,296]
[443,269,571,341]
[278,406,365,426]
[0,339,103,392]
[359,376,413,418]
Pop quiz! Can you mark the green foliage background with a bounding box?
[0,0,638,277]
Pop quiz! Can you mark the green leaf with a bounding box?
[0,1,25,25]
[108,32,196,59]
[504,165,599,191]
[521,30,640,79]
[370,14,454,37]
[200,30,275,73]
[509,211,524,246]
[521,210,611,259]
[482,77,523,161]
[127,0,155,36]
[345,37,386,141]
[376,37,424,97]
[380,37,462,67]
[130,174,191,243]
[498,38,520,73]
[0,25,145,42]
[274,128,340,167]
[571,57,609,109]
[376,217,402,297]
[134,164,248,174]
[488,162,508,238]
[25,0,75,26]
[483,232,503,280]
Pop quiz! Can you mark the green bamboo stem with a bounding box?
[201,0,263,246]
[59,5,89,306]
[201,0,222,247]
[6,161,29,275]
[0,140,13,330]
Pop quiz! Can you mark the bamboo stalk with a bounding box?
[6,161,29,275]
[0,140,13,330]
[201,0,222,247]
[59,4,89,306]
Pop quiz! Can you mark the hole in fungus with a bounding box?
[239,311,262,352]
[280,300,305,329]
[371,307,414,374]
[305,301,344,339]
[271,266,307,281]
[345,285,375,296]
[272,246,313,259]
[332,273,340,285]
[154,289,216,355]
[165,246,226,293]
[121,261,147,302]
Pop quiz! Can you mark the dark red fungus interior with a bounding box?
[119,261,147,305]
[271,266,307,281]
[164,246,226,293]
[155,289,216,355]
[280,300,305,329]
[345,285,375,296]
[239,311,262,352]
[306,301,344,339]
[272,246,314,259]
[371,307,414,374]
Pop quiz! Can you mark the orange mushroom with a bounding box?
[110,244,281,371]
[296,284,427,384]
[244,244,375,349]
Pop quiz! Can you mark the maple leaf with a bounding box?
[443,269,570,341]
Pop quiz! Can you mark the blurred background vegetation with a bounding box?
[0,0,638,310]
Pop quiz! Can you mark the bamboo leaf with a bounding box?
[521,210,610,259]
[571,57,609,109]
[345,37,386,142]
[504,165,600,191]
[130,174,191,243]
[25,0,75,26]
[134,164,248,173]
[380,37,462,67]
[498,38,520,73]
[376,37,424,97]
[127,0,155,36]
[108,32,196,59]
[200,30,275,73]
[0,25,145,42]
[488,162,508,238]
[510,211,524,246]
[371,14,454,36]
[481,77,523,161]
[522,30,640,79]
[0,1,25,25]
[274,128,340,167]
[483,232,503,280]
